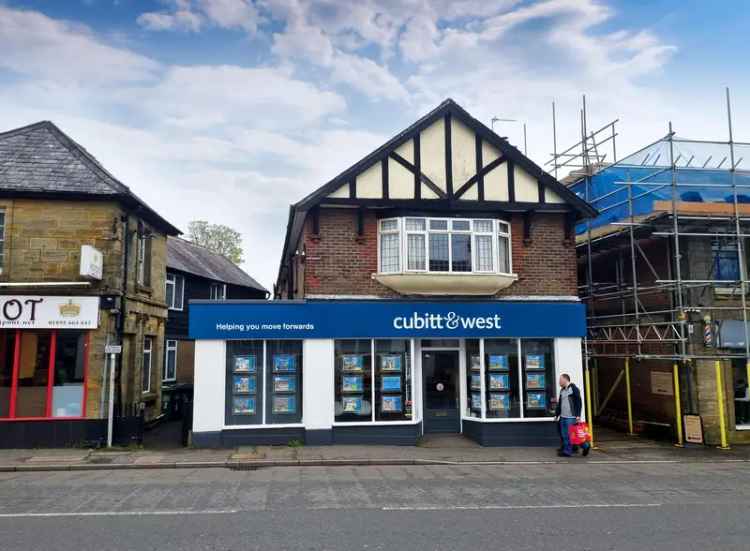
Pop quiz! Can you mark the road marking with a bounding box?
[0,509,238,519]
[382,503,662,511]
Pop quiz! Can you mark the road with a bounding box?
[1,460,748,550]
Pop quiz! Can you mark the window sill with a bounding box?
[373,272,518,296]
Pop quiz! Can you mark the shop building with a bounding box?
[0,121,179,447]
[162,237,267,417]
[190,99,596,447]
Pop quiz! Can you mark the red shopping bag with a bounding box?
[569,422,591,446]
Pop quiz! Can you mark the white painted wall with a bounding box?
[303,339,335,430]
[193,339,226,433]
[555,337,585,421]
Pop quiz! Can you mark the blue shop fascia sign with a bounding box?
[189,300,586,340]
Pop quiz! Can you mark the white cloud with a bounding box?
[138,0,260,33]
[134,65,346,129]
[0,6,159,83]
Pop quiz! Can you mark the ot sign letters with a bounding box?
[189,300,586,340]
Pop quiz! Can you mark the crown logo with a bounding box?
[59,300,81,317]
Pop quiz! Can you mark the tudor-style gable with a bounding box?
[305,99,591,213]
[277,99,596,299]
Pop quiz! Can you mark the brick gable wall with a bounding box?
[299,207,577,298]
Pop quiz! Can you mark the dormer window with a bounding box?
[378,217,512,276]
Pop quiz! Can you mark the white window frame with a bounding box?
[165,273,184,310]
[210,282,227,300]
[378,218,402,273]
[142,336,153,394]
[163,339,177,382]
[332,338,418,427]
[378,217,513,276]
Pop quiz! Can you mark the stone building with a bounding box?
[0,121,179,447]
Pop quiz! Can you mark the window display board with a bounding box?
[521,343,555,418]
[376,352,409,418]
[270,353,300,416]
[335,342,372,421]
[226,345,262,425]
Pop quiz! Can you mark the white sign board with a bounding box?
[0,296,99,329]
[650,371,674,396]
[105,344,122,355]
[80,245,103,280]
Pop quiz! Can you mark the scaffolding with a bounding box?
[551,90,750,446]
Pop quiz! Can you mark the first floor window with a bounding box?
[466,338,555,419]
[210,282,227,300]
[334,339,413,423]
[379,217,513,274]
[0,330,88,419]
[142,336,153,393]
[164,339,177,381]
[225,340,303,426]
[166,273,184,310]
[136,223,152,287]
[713,239,741,281]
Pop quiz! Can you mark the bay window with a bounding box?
[378,217,512,275]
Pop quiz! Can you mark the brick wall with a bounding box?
[299,208,577,298]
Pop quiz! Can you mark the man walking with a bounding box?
[554,373,590,457]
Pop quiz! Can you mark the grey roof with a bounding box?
[167,237,267,293]
[0,121,180,234]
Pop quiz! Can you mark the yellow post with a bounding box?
[715,360,730,450]
[584,366,596,449]
[624,358,635,435]
[672,363,683,447]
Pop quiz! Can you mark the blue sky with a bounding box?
[1,0,749,290]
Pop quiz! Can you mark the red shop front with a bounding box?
[0,296,101,447]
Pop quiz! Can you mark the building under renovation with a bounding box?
[562,91,750,447]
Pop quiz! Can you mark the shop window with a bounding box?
[15,332,52,418]
[226,340,263,425]
[378,217,512,275]
[166,273,184,310]
[52,332,86,417]
[164,339,177,381]
[335,340,372,422]
[224,340,303,426]
[464,339,555,420]
[210,283,227,300]
[266,340,303,424]
[0,330,88,420]
[335,339,414,423]
[521,340,556,418]
[142,336,153,394]
[0,331,16,418]
[465,340,481,418]
[374,339,412,421]
[484,339,521,418]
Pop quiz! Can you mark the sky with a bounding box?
[2,0,750,292]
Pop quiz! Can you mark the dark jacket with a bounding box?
[555,383,582,418]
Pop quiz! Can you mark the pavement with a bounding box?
[1,431,750,472]
[1,459,749,550]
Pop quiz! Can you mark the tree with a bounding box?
[188,220,244,265]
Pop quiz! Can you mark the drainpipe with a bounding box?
[117,212,131,413]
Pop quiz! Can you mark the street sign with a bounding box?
[105,344,122,355]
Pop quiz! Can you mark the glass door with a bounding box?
[422,350,460,433]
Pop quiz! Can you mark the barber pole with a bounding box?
[703,315,713,347]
